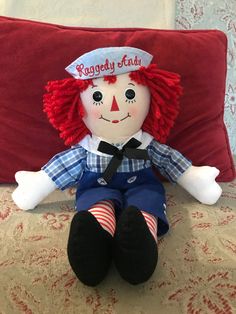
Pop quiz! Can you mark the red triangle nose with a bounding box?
[110,96,120,111]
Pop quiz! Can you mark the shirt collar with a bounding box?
[79,130,153,156]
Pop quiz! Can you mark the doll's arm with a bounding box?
[12,170,57,210]
[12,145,87,210]
[177,165,222,205]
[149,140,222,205]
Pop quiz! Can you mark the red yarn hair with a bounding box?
[43,78,92,146]
[130,64,182,143]
[43,64,182,146]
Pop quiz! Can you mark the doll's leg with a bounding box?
[114,206,158,285]
[141,211,157,242]
[88,200,116,236]
[67,200,115,286]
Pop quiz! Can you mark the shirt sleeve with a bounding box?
[41,145,87,190]
[147,139,192,183]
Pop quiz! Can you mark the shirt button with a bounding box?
[163,203,167,215]
[97,177,107,185]
[127,176,137,184]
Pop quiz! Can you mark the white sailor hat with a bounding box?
[65,46,153,80]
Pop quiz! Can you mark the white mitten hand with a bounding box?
[12,170,57,210]
[177,166,222,205]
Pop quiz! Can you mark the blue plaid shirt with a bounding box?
[42,137,192,190]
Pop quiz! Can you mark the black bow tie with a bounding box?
[97,138,150,183]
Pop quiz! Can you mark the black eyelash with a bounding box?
[125,99,136,104]
[93,101,104,105]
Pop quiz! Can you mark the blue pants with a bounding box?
[75,167,169,236]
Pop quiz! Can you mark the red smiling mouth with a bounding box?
[99,113,131,123]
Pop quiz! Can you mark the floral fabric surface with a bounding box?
[176,0,236,154]
[0,178,235,314]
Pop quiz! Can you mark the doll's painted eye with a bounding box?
[93,91,103,105]
[125,88,136,103]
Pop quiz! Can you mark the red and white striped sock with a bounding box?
[88,200,116,237]
[141,211,158,242]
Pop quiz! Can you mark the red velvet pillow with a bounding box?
[0,16,235,183]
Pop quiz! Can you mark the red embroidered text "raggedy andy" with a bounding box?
[76,54,142,78]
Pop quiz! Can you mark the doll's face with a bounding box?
[80,72,151,142]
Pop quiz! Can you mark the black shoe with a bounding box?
[67,211,113,286]
[114,206,158,285]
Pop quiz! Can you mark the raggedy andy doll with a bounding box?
[12,47,222,286]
